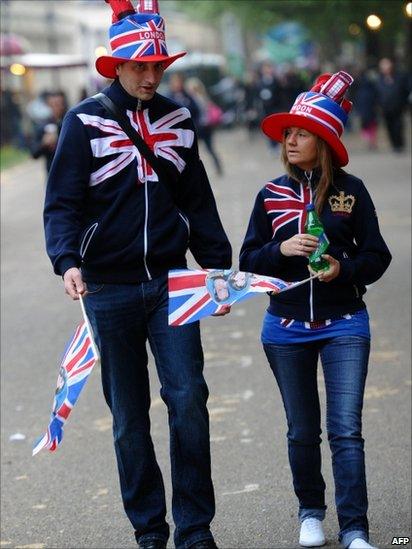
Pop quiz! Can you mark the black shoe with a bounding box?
[189,541,218,549]
[138,540,167,549]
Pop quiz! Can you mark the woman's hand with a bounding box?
[280,233,318,257]
[308,254,340,282]
[212,305,231,316]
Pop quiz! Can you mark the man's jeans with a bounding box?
[263,336,370,547]
[85,275,215,548]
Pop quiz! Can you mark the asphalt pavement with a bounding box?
[1,125,411,549]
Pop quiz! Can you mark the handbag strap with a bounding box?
[93,92,177,187]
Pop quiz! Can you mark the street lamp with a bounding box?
[405,2,412,17]
[95,46,108,57]
[10,63,26,76]
[366,14,382,30]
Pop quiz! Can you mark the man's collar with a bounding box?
[103,78,157,111]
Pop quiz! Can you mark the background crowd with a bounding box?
[1,55,410,177]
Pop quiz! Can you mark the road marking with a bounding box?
[222,483,259,496]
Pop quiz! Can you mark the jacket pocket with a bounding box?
[80,222,98,259]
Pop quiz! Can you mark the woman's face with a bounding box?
[284,127,318,171]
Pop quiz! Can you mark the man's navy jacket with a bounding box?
[44,79,232,283]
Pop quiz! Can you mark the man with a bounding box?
[376,57,410,153]
[30,90,68,174]
[43,2,231,548]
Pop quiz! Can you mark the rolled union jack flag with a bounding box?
[32,321,99,456]
[168,269,311,326]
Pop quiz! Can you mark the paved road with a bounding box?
[1,127,411,549]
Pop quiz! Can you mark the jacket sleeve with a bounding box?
[43,111,92,276]
[177,138,231,269]
[239,191,286,275]
[337,182,392,285]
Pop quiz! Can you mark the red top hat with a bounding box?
[96,0,186,79]
[261,71,354,166]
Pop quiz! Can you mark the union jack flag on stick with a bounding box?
[32,297,99,456]
[168,269,316,326]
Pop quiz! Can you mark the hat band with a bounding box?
[290,92,347,137]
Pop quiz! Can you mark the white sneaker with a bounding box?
[348,539,377,549]
[299,518,326,547]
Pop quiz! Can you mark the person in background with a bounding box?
[167,71,200,124]
[240,71,391,549]
[376,57,410,153]
[354,69,379,150]
[257,61,283,149]
[30,90,68,174]
[242,69,261,137]
[185,77,223,176]
[43,1,231,547]
[280,64,306,111]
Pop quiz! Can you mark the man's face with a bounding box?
[116,60,165,100]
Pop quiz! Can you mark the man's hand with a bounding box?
[212,305,231,317]
[63,267,87,300]
[308,254,340,282]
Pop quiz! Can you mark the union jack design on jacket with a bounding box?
[264,180,312,237]
[32,322,99,455]
[168,268,308,326]
[77,107,194,186]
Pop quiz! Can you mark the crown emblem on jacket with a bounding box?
[328,191,355,214]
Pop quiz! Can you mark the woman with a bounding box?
[185,77,224,175]
[239,71,391,549]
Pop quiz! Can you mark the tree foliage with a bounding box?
[175,0,408,59]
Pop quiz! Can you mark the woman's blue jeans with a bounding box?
[263,336,371,547]
[85,275,215,548]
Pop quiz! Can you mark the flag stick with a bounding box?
[279,272,320,293]
[78,294,100,360]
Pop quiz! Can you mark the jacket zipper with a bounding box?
[79,222,98,259]
[178,211,190,237]
[137,99,152,280]
[304,170,315,321]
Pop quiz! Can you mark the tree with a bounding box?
[176,0,407,63]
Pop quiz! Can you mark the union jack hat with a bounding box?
[261,71,354,166]
[95,11,186,79]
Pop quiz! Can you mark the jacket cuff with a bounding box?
[55,257,80,278]
[268,241,286,269]
[337,259,354,282]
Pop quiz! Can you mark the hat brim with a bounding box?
[261,112,348,167]
[95,51,186,79]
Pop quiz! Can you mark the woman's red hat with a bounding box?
[261,71,354,166]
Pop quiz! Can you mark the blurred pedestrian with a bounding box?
[30,90,68,174]
[257,61,283,149]
[376,58,410,153]
[280,65,306,111]
[0,87,25,149]
[185,77,224,176]
[242,69,261,136]
[240,71,391,549]
[167,71,200,123]
[43,1,231,548]
[354,69,379,150]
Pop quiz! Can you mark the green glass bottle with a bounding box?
[304,203,330,272]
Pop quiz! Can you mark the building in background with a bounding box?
[0,0,222,105]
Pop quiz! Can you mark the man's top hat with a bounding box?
[96,0,186,79]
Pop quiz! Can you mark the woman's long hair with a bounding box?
[281,136,334,214]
